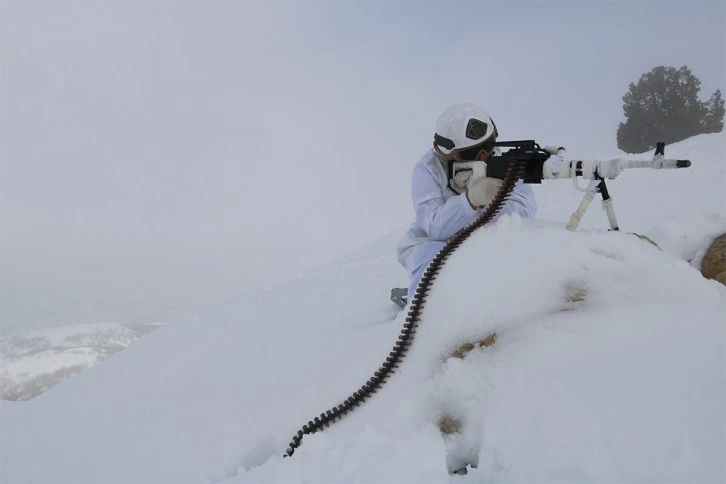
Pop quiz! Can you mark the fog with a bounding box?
[1,1,724,333]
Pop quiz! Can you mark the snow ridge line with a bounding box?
[284,161,526,458]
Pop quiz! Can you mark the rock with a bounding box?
[701,233,726,286]
[450,332,497,359]
[630,232,660,249]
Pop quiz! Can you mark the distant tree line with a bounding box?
[617,65,724,153]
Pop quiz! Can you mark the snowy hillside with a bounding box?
[0,322,165,401]
[1,133,725,483]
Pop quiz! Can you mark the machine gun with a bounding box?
[447,140,691,231]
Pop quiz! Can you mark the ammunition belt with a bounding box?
[285,160,526,457]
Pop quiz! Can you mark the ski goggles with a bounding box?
[433,136,498,162]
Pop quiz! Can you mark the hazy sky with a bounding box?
[1,1,725,331]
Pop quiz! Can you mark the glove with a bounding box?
[542,148,568,179]
[466,177,503,209]
[581,158,626,179]
[449,169,472,194]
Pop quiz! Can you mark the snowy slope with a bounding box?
[1,133,725,483]
[0,322,146,401]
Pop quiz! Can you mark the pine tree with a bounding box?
[617,66,723,153]
[703,89,725,134]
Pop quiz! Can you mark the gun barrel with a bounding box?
[626,158,692,170]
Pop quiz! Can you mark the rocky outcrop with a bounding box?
[701,233,726,285]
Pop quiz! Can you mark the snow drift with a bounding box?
[246,221,725,483]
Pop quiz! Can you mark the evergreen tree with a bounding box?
[703,89,725,134]
[617,66,723,153]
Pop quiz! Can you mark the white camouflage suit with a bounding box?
[397,148,538,299]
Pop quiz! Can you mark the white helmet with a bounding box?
[433,103,498,159]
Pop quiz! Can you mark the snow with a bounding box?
[1,132,725,483]
[646,212,726,268]
[0,322,146,400]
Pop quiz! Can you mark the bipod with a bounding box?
[566,178,619,231]
[566,142,669,232]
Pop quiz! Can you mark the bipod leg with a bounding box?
[598,180,619,231]
[566,180,600,231]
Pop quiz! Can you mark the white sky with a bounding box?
[1,0,725,331]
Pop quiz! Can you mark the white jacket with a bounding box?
[397,148,537,268]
